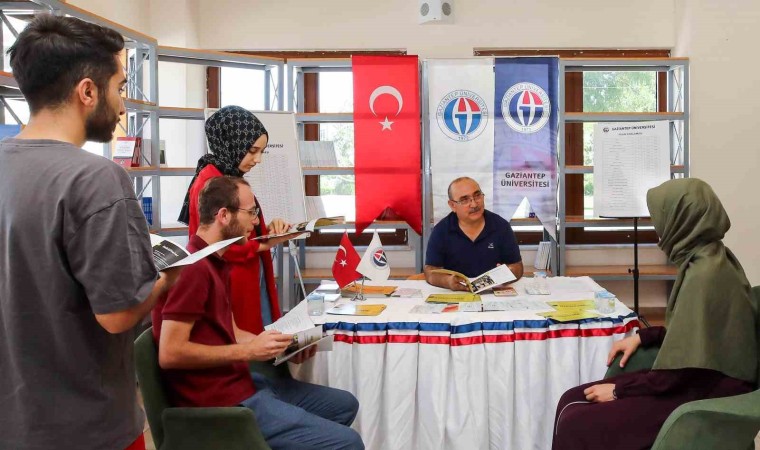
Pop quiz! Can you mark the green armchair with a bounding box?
[604,286,760,450]
[134,329,271,450]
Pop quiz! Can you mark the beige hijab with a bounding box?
[647,178,758,383]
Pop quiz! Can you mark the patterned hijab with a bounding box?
[647,178,758,383]
[178,106,268,224]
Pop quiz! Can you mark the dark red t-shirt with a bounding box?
[152,235,256,407]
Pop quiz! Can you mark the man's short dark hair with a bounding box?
[8,14,124,113]
[198,176,250,225]
[448,176,478,200]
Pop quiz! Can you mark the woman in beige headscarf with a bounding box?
[552,178,758,450]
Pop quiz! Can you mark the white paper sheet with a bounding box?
[593,121,670,217]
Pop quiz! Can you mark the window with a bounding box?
[211,51,408,246]
[474,49,670,244]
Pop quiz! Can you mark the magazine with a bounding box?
[150,234,242,272]
[265,301,333,366]
[252,216,346,241]
[431,264,516,294]
[273,326,333,366]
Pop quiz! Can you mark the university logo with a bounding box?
[371,248,388,269]
[501,82,551,134]
[436,90,489,141]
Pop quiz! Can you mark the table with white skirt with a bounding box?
[289,276,639,450]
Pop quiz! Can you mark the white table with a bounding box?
[290,276,639,450]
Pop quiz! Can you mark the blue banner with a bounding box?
[493,57,559,238]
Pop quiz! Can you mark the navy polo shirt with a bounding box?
[425,209,521,278]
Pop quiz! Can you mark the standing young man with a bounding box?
[424,176,524,290]
[0,15,178,450]
[154,176,363,450]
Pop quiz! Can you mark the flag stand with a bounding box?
[351,278,367,302]
[288,241,308,301]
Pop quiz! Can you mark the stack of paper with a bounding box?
[299,141,338,167]
[533,241,552,270]
[305,196,328,221]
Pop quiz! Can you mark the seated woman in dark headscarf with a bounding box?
[552,178,758,450]
[178,105,291,333]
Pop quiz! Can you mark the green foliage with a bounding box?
[319,122,355,195]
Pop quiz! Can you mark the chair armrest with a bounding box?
[249,359,293,380]
[160,407,270,450]
[604,346,660,379]
[652,389,760,450]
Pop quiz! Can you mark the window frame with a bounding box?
[209,50,409,247]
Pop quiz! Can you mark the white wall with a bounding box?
[71,0,207,227]
[674,0,760,285]
[196,0,674,57]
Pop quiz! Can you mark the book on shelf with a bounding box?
[113,136,142,168]
[431,264,516,294]
[340,284,397,298]
[150,234,241,272]
[252,216,346,241]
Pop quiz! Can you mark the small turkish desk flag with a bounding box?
[331,232,362,288]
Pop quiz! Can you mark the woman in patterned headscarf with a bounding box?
[551,178,758,450]
[179,105,290,333]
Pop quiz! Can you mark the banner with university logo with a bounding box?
[352,55,421,235]
[428,59,495,222]
[493,57,559,238]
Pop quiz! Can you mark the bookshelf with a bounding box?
[557,57,690,281]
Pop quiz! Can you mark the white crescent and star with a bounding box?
[369,85,403,131]
[337,245,348,267]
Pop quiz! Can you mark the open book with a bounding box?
[265,300,333,366]
[432,264,516,294]
[252,216,346,241]
[150,235,242,272]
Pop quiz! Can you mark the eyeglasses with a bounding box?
[451,191,485,206]
[230,206,260,217]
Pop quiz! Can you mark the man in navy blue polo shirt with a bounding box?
[424,177,524,290]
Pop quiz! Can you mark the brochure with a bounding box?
[325,303,387,316]
[425,293,482,304]
[432,265,516,294]
[340,285,397,298]
[391,287,423,298]
[150,235,242,272]
[252,216,346,241]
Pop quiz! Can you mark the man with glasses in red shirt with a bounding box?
[424,177,524,290]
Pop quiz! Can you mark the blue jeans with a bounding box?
[241,373,364,450]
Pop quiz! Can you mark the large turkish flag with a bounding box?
[352,55,421,235]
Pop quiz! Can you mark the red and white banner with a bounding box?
[352,55,421,234]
